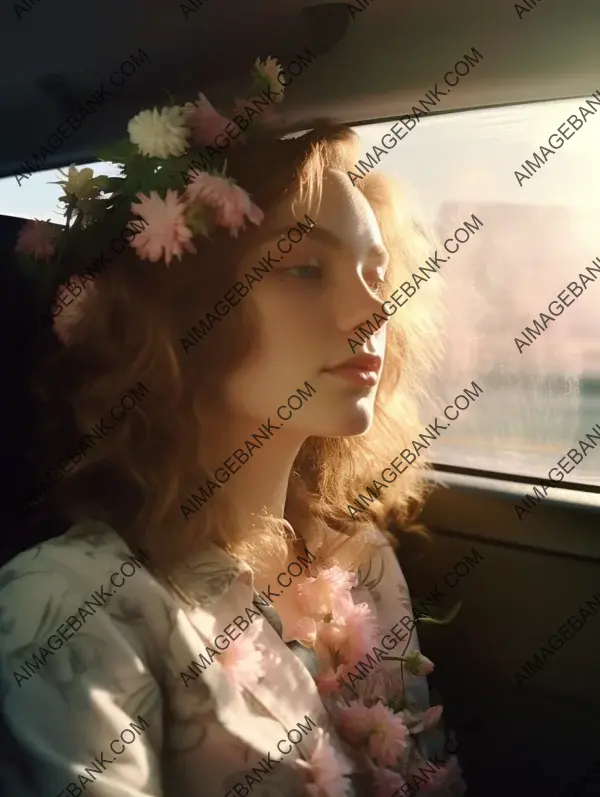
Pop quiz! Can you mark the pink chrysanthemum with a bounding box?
[362,666,406,706]
[290,616,318,645]
[338,700,374,744]
[296,729,353,797]
[366,702,410,768]
[15,219,56,261]
[231,95,280,127]
[410,754,463,793]
[372,766,408,797]
[333,603,379,667]
[297,566,357,618]
[316,666,346,698]
[220,625,265,692]
[403,704,444,736]
[186,173,263,238]
[52,279,97,345]
[130,190,197,265]
[420,705,443,731]
[184,92,234,148]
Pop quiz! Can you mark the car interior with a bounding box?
[1,1,600,795]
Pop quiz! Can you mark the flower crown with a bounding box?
[14,57,285,343]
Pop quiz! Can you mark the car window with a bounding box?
[3,98,600,489]
[353,99,600,487]
[0,161,121,221]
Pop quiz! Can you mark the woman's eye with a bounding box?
[285,256,323,279]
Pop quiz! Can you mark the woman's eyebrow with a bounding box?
[256,225,388,262]
[253,225,332,248]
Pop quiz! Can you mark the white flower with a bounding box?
[254,56,285,103]
[56,165,103,202]
[127,106,190,158]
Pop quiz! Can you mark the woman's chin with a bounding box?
[326,405,375,437]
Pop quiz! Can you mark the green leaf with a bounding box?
[95,175,123,192]
[92,137,140,164]
[416,600,463,626]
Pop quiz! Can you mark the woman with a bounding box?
[0,57,464,797]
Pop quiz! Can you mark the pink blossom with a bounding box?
[420,705,443,731]
[296,729,353,797]
[314,601,379,683]
[338,700,374,744]
[372,766,408,797]
[402,705,444,735]
[130,190,197,265]
[186,173,264,238]
[362,667,406,706]
[290,616,318,645]
[297,566,357,618]
[15,219,57,261]
[339,701,409,769]
[184,92,234,148]
[315,667,345,697]
[409,754,463,793]
[220,625,265,692]
[231,95,280,127]
[365,702,409,768]
[52,278,97,345]
[336,601,380,668]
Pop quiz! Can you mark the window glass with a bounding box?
[3,103,600,488]
[354,100,600,486]
[0,161,120,221]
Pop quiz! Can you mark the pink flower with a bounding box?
[184,92,234,148]
[338,700,374,744]
[402,705,444,735]
[231,95,280,127]
[315,667,345,697]
[290,616,318,645]
[220,625,265,692]
[420,705,443,731]
[339,701,409,768]
[186,173,264,238]
[372,766,408,797]
[362,667,406,706]
[297,566,357,618]
[296,729,353,797]
[336,601,380,668]
[409,754,463,793]
[130,190,197,265]
[15,219,57,261]
[52,278,97,345]
[365,702,409,768]
[314,601,379,684]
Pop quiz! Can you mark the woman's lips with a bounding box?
[324,366,380,387]
[323,355,382,387]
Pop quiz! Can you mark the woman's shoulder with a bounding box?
[0,520,168,687]
[0,520,151,613]
[1,518,146,572]
[0,522,169,797]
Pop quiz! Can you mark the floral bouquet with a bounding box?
[219,563,464,797]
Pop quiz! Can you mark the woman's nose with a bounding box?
[334,271,389,336]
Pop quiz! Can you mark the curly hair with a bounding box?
[25,121,443,601]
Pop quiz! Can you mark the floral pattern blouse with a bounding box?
[0,520,467,797]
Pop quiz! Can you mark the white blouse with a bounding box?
[0,519,466,797]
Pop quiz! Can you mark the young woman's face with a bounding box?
[226,167,390,439]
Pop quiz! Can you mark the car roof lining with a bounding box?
[0,0,598,180]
